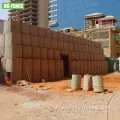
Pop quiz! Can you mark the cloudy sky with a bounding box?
[0,0,9,20]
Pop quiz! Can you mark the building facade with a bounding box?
[9,0,49,28]
[84,13,118,30]
[49,0,120,30]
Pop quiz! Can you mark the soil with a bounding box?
[0,72,120,120]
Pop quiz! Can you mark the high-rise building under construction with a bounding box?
[9,0,49,28]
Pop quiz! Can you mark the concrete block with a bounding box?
[90,54,94,61]
[77,37,81,44]
[48,60,55,81]
[68,42,73,51]
[54,50,60,60]
[54,60,61,70]
[30,25,38,36]
[88,46,92,53]
[71,52,75,60]
[22,34,30,46]
[23,59,32,82]
[68,35,73,42]
[73,44,78,52]
[63,41,68,50]
[76,61,80,74]
[83,53,88,61]
[85,46,88,53]
[60,50,68,56]
[94,48,97,54]
[51,40,57,49]
[5,45,22,58]
[55,70,61,80]
[58,40,63,50]
[75,52,79,60]
[79,61,84,75]
[91,47,94,53]
[84,39,87,45]
[32,47,40,59]
[72,36,77,43]
[72,61,76,74]
[45,29,51,38]
[87,61,90,74]
[40,60,48,81]
[81,45,85,52]
[41,60,48,71]
[39,37,45,48]
[38,27,46,37]
[79,52,83,60]
[22,46,32,58]
[84,62,87,74]
[58,32,63,41]
[45,38,51,49]
[21,23,29,34]
[48,60,55,71]
[32,59,40,82]
[49,69,55,81]
[51,31,58,40]
[93,54,96,61]
[87,53,90,61]
[63,34,69,41]
[4,21,21,33]
[41,70,48,81]
[54,60,62,80]
[30,35,39,47]
[5,32,21,46]
[78,45,82,52]
[40,48,47,59]
[48,49,53,59]
[91,41,94,47]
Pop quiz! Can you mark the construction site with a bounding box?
[0,1,120,120]
[0,20,120,120]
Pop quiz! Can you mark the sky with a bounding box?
[0,0,9,20]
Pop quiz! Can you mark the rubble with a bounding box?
[17,80,30,86]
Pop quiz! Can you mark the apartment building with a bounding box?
[9,0,49,28]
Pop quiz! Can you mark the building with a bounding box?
[9,0,49,28]
[84,13,118,30]
[49,0,120,30]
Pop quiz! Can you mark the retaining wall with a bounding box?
[0,21,108,82]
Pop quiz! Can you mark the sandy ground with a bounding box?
[0,72,120,120]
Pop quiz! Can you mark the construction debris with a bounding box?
[17,80,29,86]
